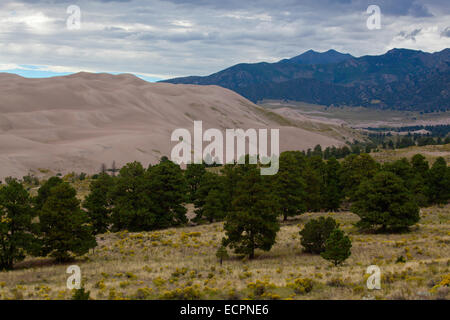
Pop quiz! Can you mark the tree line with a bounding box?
[1,152,449,270]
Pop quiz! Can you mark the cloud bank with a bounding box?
[0,0,449,79]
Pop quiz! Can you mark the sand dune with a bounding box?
[0,72,343,179]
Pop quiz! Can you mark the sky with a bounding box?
[0,0,449,81]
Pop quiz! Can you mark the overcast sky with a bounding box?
[0,0,449,81]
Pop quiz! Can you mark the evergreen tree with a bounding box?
[383,158,414,185]
[324,147,331,160]
[147,159,188,227]
[203,189,226,223]
[215,246,229,265]
[193,172,225,222]
[0,180,39,270]
[185,163,206,202]
[351,171,420,232]
[427,157,450,204]
[320,229,352,266]
[409,173,429,207]
[301,165,321,212]
[339,154,379,199]
[312,144,323,158]
[35,176,63,210]
[83,173,115,234]
[351,145,361,155]
[221,164,240,213]
[275,152,306,221]
[322,158,343,211]
[411,154,429,177]
[341,146,351,157]
[39,183,97,262]
[111,160,188,231]
[299,217,337,254]
[222,166,280,259]
[280,151,321,212]
[397,136,415,148]
[110,161,154,231]
[305,156,326,211]
[409,154,430,206]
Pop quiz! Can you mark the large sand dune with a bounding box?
[0,72,343,179]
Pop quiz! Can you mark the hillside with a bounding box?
[0,72,350,179]
[163,48,450,111]
[1,204,448,300]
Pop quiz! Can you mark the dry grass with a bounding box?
[371,144,450,164]
[0,204,448,300]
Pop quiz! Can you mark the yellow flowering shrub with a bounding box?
[288,278,314,294]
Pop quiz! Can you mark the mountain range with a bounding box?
[162,48,450,111]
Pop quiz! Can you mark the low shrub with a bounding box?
[160,285,202,300]
[288,278,314,294]
[71,287,90,300]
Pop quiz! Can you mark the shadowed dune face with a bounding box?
[0,72,343,178]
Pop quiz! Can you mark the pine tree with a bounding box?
[427,157,450,204]
[222,166,280,259]
[110,160,188,231]
[339,154,379,199]
[0,180,39,270]
[302,162,322,212]
[409,154,430,206]
[39,183,97,262]
[299,217,338,254]
[110,161,154,231]
[312,144,323,158]
[411,154,429,177]
[351,171,420,232]
[110,161,118,177]
[35,176,63,211]
[322,157,343,211]
[83,173,115,234]
[147,159,188,228]
[203,189,226,223]
[383,158,414,185]
[100,163,107,174]
[193,172,225,222]
[410,173,429,207]
[275,152,306,221]
[185,163,206,202]
[221,164,240,213]
[321,229,352,266]
[215,246,229,265]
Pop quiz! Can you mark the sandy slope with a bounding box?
[0,72,343,179]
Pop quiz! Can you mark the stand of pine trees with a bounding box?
[1,152,449,269]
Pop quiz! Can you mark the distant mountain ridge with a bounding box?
[162,48,450,111]
[281,49,354,65]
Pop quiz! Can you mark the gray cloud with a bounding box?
[398,28,422,41]
[1,0,449,79]
[442,27,450,38]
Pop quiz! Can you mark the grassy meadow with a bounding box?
[0,204,448,300]
[1,146,449,300]
[371,144,450,164]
